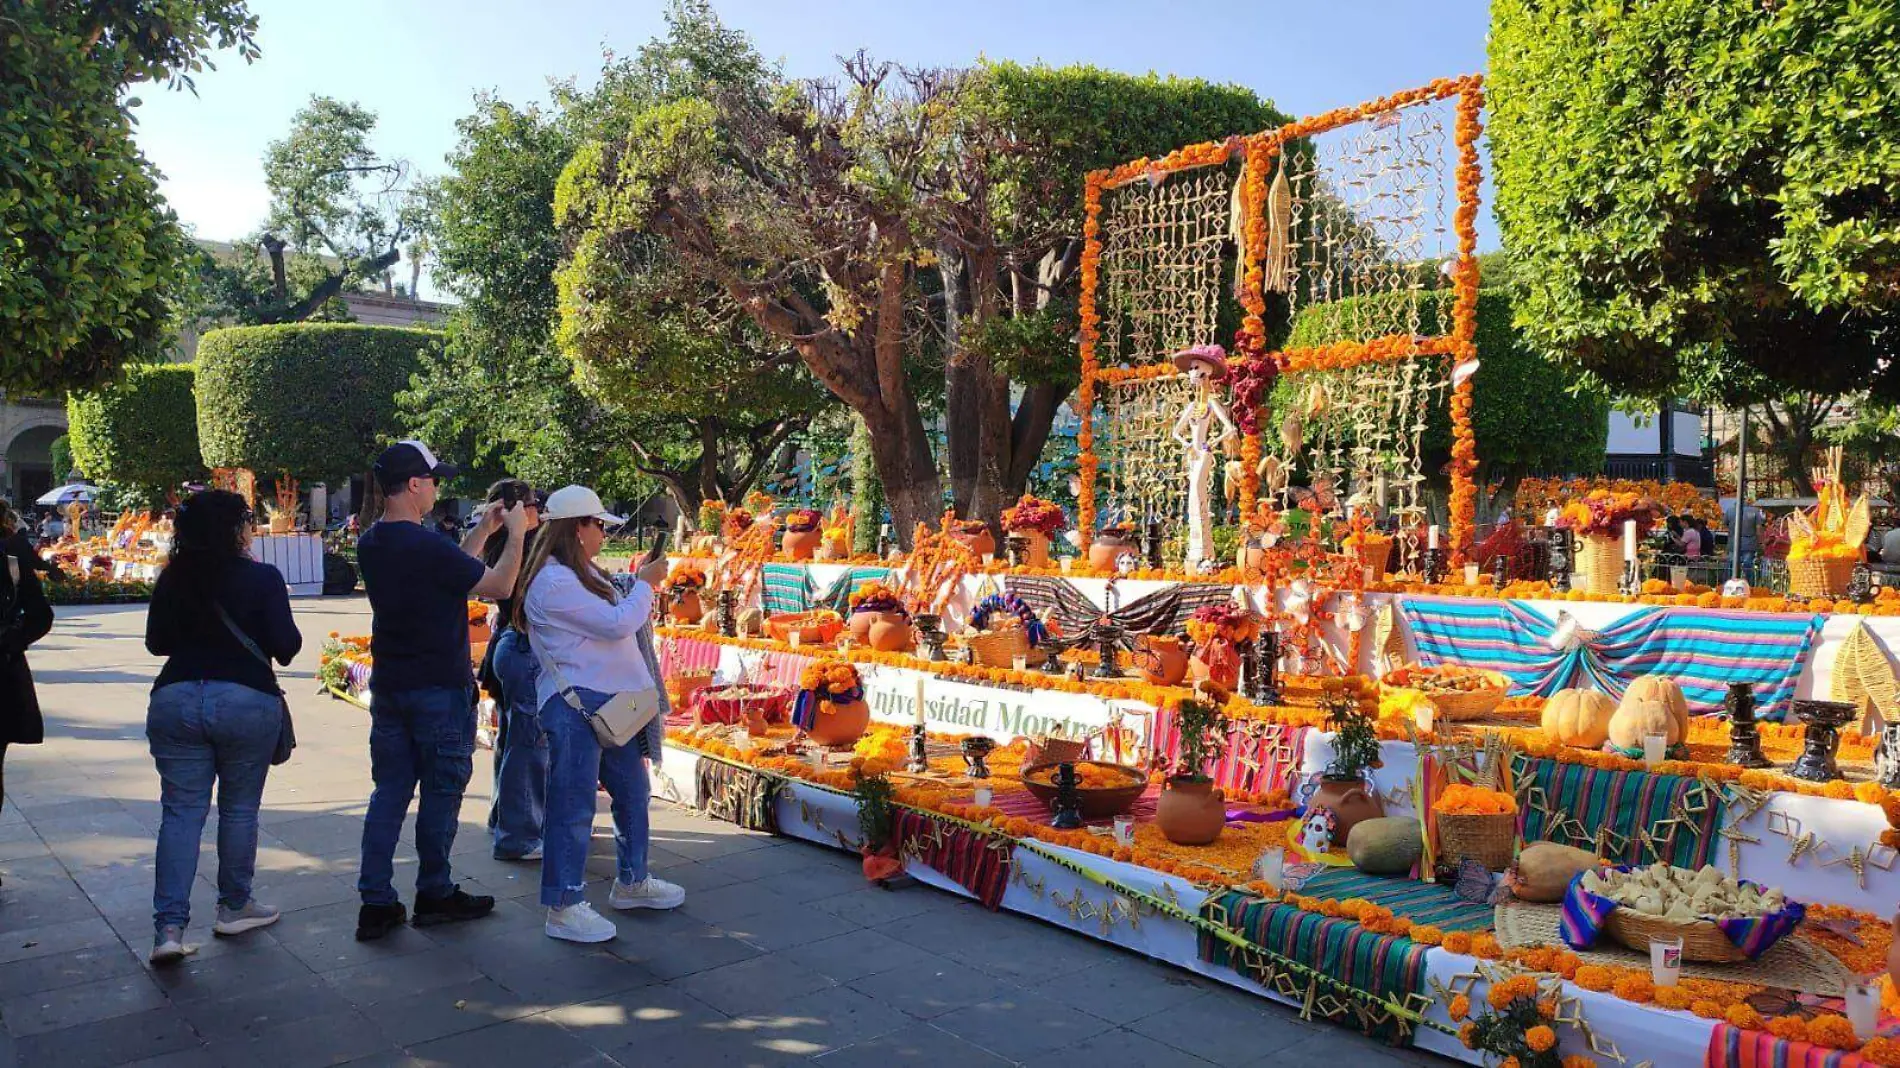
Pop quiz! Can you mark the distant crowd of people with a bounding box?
[46,437,687,965]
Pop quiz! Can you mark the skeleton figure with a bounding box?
[1299,806,1339,855]
[1170,345,1239,573]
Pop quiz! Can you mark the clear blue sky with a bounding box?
[134,0,1496,272]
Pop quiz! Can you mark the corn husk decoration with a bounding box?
[1788,447,1870,562]
[1264,157,1294,293]
[1834,622,1900,730]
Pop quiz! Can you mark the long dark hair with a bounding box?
[166,490,252,630]
[482,479,533,564]
[513,517,615,631]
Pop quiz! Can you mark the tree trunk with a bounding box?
[697,419,721,504]
[863,403,941,549]
[849,415,883,553]
[940,249,978,516]
[1005,381,1067,496]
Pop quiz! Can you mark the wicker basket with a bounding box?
[1788,557,1855,599]
[1381,665,1510,721]
[1602,908,1751,964]
[1579,534,1623,595]
[1435,811,1516,871]
[967,626,1045,668]
[1353,538,1394,581]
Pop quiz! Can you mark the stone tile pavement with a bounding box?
[0,599,1450,1067]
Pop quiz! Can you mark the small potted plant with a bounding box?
[1155,692,1229,844]
[781,508,824,561]
[1001,494,1066,567]
[949,517,996,559]
[1306,684,1384,845]
[661,565,709,625]
[694,500,726,553]
[794,659,871,748]
[846,581,912,651]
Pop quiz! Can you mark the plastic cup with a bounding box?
[1012,655,1028,672]
[1643,733,1667,765]
[973,785,993,807]
[1847,980,1879,1039]
[1651,937,1683,986]
[1463,564,1480,586]
[1114,815,1135,846]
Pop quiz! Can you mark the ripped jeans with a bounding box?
[539,687,651,908]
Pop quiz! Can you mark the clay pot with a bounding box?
[1189,639,1241,691]
[743,704,769,737]
[1090,533,1136,572]
[669,590,704,625]
[783,527,821,561]
[866,612,914,652]
[1132,634,1189,686]
[1307,776,1385,846]
[848,608,879,643]
[954,525,996,560]
[1156,777,1225,845]
[1241,545,1270,574]
[807,698,870,748]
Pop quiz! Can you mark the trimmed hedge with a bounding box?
[66,364,206,496]
[195,324,440,481]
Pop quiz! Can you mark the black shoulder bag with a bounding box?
[214,602,297,765]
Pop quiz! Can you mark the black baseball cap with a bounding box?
[373,440,461,487]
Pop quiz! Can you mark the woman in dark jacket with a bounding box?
[144,490,302,965]
[476,480,546,861]
[0,509,55,884]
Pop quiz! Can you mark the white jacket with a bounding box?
[523,560,655,713]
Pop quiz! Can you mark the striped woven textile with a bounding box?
[1198,890,1430,1045]
[1399,596,1822,720]
[1707,1022,1870,1068]
[986,782,1160,828]
[1512,754,1721,869]
[815,567,892,613]
[1152,709,1309,798]
[892,809,1013,910]
[762,564,813,616]
[1296,868,1496,933]
[659,634,725,679]
[695,758,780,834]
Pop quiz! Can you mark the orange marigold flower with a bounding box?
[1471,933,1503,959]
[1458,1022,1478,1050]
[1562,1058,1597,1068]
[1525,1025,1557,1053]
[1805,1015,1859,1050]
[1611,974,1655,1003]
[1766,1015,1809,1042]
[1856,781,1890,805]
[1573,965,1613,992]
[1863,1036,1900,1067]
[1448,994,1471,1021]
[1654,986,1693,1011]
[1443,932,1473,955]
[1724,1004,1765,1031]
[1410,925,1444,946]
[1500,1058,1521,1068]
[1690,1000,1724,1020]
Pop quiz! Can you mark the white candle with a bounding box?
[1428,525,1440,550]
[1463,563,1480,586]
[914,677,927,726]
[1847,980,1879,1039]
[973,784,993,807]
[1415,704,1435,735]
[1624,519,1637,562]
[1060,558,1073,574]
[1012,654,1028,672]
[1113,816,1136,846]
[788,631,801,648]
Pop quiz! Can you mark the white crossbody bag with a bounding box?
[527,631,660,749]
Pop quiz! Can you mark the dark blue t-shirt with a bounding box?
[357,520,486,693]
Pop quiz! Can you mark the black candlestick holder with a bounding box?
[914,614,947,662]
[1723,682,1772,769]
[1849,564,1875,605]
[1142,521,1167,570]
[1787,699,1857,782]
[1092,622,1125,679]
[960,736,996,779]
[717,589,738,637]
[1422,546,1446,585]
[1049,762,1084,829]
[907,721,930,774]
[1491,554,1511,589]
[1548,531,1572,593]
[1255,631,1283,705]
[1617,559,1640,597]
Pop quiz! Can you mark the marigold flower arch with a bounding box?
[1076,75,1486,565]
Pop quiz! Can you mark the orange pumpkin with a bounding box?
[1619,676,1690,737]
[1541,688,1617,748]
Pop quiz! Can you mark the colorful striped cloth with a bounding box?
[695,757,780,834]
[661,634,725,679]
[762,563,813,616]
[1152,708,1310,798]
[1198,889,1431,1045]
[815,566,892,613]
[1399,597,1822,719]
[892,809,1013,910]
[1513,754,1722,869]
[1562,864,1804,960]
[1707,1023,1869,1068]
[1296,868,1497,933]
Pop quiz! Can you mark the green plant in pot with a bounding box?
[1155,695,1230,845]
[1306,686,1385,846]
[853,773,903,882]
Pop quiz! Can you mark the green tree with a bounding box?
[1489,0,1900,406]
[939,63,1285,526]
[1283,290,1609,509]
[67,364,206,504]
[195,324,436,480]
[48,435,74,483]
[1,2,258,392]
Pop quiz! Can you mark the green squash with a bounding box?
[1347,816,1423,876]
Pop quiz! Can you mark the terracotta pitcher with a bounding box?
[807,698,870,748]
[1089,532,1136,572]
[669,589,704,625]
[1156,777,1225,845]
[866,612,914,652]
[1132,634,1189,686]
[782,527,821,561]
[1306,776,1384,845]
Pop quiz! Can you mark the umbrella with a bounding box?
[36,484,99,507]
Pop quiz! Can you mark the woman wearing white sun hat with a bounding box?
[517,485,682,943]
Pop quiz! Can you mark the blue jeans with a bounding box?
[148,681,282,936]
[540,688,651,908]
[487,631,547,858]
[358,686,475,906]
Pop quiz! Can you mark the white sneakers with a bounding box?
[545,902,618,943]
[213,900,281,936]
[545,877,686,942]
[149,926,197,967]
[609,876,685,911]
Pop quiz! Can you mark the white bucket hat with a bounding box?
[542,485,626,526]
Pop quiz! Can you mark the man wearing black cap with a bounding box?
[353,440,529,940]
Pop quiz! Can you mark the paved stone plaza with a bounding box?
[0,599,1444,1067]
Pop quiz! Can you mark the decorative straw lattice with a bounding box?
[1096,166,1237,369]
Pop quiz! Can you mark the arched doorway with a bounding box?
[7,423,66,506]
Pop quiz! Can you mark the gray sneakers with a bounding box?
[213,900,281,937]
[149,926,195,967]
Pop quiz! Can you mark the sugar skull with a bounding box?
[1300,806,1339,855]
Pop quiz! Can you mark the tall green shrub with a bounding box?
[195,324,438,480]
[67,364,206,499]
